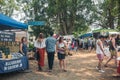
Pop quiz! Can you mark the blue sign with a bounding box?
[0,56,29,73]
[28,21,45,26]
[0,31,15,42]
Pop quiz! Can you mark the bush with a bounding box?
[28,43,34,52]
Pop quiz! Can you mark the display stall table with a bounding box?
[0,56,29,74]
[0,13,29,74]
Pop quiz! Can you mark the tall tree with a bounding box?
[0,0,18,16]
[47,0,94,35]
[118,0,120,27]
[92,0,120,29]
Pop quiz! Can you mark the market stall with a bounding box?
[79,33,93,38]
[92,28,119,39]
[0,56,28,73]
[0,13,28,73]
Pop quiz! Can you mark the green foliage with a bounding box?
[0,0,97,36]
[46,0,94,35]
[29,43,34,50]
[31,25,53,38]
[93,0,120,29]
[117,26,120,31]
[2,0,120,36]
[0,0,19,16]
[92,28,118,33]
[0,0,5,5]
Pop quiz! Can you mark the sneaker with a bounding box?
[48,69,52,72]
[96,66,99,70]
[99,70,105,73]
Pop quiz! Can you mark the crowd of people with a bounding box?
[34,32,67,72]
[19,33,120,75]
[63,37,96,53]
[95,34,120,75]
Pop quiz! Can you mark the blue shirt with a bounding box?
[45,37,57,52]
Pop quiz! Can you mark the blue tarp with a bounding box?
[79,33,93,38]
[0,13,28,30]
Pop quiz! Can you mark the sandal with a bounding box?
[63,69,67,72]
[104,65,108,67]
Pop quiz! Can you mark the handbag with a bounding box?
[34,51,40,61]
[104,47,111,57]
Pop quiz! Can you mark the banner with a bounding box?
[0,31,15,42]
[0,56,29,73]
[28,21,45,26]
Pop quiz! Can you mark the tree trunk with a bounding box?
[61,12,67,35]
[107,0,114,29]
[118,0,120,26]
[108,8,114,29]
[57,12,67,35]
[68,0,77,34]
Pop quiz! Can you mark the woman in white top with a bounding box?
[96,35,105,73]
[34,33,46,71]
[56,36,67,72]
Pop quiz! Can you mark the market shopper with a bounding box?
[34,33,46,71]
[19,37,28,56]
[116,35,120,52]
[96,35,106,73]
[74,39,79,53]
[56,36,67,72]
[19,37,30,70]
[79,38,84,50]
[66,38,72,56]
[104,34,118,67]
[45,32,57,72]
[88,37,92,52]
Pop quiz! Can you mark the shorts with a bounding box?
[74,47,78,51]
[58,52,65,60]
[110,50,116,56]
[97,54,104,60]
[88,44,92,47]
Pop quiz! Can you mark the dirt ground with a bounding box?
[0,50,120,80]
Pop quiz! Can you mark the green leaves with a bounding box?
[4,0,120,37]
[93,0,120,29]
[46,0,95,35]
[0,0,19,16]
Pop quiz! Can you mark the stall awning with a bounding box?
[79,33,93,38]
[0,13,28,30]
